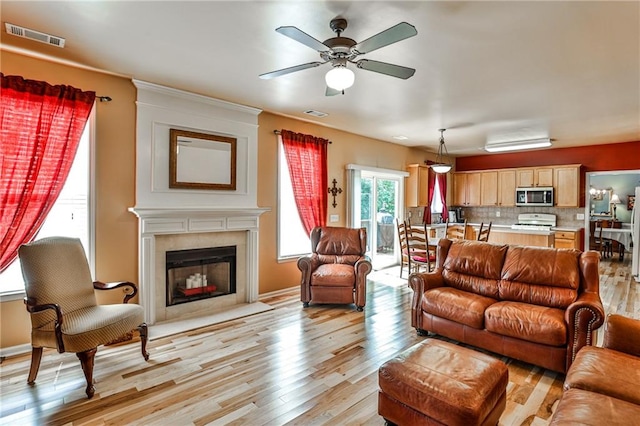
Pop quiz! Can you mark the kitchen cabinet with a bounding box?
[498,170,516,206]
[554,229,581,249]
[476,170,516,207]
[406,164,429,207]
[453,172,481,206]
[517,167,553,188]
[554,165,580,207]
[480,171,498,206]
[488,229,555,247]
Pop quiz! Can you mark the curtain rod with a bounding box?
[97,96,112,102]
[273,129,332,143]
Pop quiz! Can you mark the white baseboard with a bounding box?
[0,343,31,360]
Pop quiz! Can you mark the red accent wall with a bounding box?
[456,141,640,172]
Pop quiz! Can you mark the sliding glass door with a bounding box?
[347,165,407,270]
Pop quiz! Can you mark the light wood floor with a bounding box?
[1,256,637,425]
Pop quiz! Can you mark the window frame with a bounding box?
[0,109,96,301]
[276,135,311,262]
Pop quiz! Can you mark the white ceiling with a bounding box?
[1,1,639,156]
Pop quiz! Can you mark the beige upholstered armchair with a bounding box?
[19,237,149,398]
[298,227,372,311]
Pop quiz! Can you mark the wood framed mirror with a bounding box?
[169,129,236,190]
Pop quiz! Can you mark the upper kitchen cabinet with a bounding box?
[406,164,429,207]
[453,172,481,206]
[517,167,554,187]
[477,170,517,207]
[498,169,516,206]
[480,171,498,206]
[554,165,581,207]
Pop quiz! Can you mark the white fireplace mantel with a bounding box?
[129,206,269,324]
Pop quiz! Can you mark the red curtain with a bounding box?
[424,165,436,224]
[438,173,448,222]
[281,129,329,236]
[423,161,449,223]
[0,74,95,272]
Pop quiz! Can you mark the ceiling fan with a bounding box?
[259,18,418,96]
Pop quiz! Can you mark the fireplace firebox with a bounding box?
[166,246,236,306]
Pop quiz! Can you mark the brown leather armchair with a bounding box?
[298,227,372,311]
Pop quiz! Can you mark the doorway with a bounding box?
[346,165,408,270]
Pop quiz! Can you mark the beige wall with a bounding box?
[257,112,433,293]
[1,51,138,349]
[0,51,434,350]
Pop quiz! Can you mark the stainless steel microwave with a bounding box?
[516,187,554,206]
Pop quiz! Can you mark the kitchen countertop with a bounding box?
[421,223,582,236]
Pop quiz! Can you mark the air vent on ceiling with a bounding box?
[5,23,65,48]
[304,110,328,118]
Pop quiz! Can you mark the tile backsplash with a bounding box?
[461,206,584,228]
[404,206,584,229]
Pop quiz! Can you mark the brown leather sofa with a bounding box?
[550,314,640,424]
[409,239,605,373]
[298,226,372,311]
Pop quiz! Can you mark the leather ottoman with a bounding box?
[378,339,509,426]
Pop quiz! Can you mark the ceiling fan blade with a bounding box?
[259,61,325,79]
[275,26,329,52]
[352,22,417,54]
[325,86,342,96]
[356,59,416,79]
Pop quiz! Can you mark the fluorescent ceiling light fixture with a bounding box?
[393,135,409,140]
[325,66,355,91]
[484,138,552,153]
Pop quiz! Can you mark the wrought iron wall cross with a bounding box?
[328,179,343,208]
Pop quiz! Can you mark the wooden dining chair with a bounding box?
[477,222,492,242]
[397,219,411,278]
[406,224,436,273]
[590,220,611,258]
[600,219,624,259]
[445,219,468,240]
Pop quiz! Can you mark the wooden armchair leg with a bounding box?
[77,348,97,398]
[138,323,149,361]
[27,347,43,385]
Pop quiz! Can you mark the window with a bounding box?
[277,136,310,259]
[0,117,93,296]
[430,178,444,214]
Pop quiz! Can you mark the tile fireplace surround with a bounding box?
[130,80,266,325]
[129,207,267,325]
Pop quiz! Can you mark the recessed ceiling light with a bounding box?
[393,135,409,140]
[303,110,328,118]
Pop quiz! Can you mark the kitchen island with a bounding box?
[422,222,582,248]
[487,225,555,247]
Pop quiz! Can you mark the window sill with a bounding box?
[0,290,26,303]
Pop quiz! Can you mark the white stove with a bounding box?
[511,213,557,230]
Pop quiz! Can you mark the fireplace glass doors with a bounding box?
[166,246,236,306]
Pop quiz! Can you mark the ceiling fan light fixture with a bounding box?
[325,66,355,91]
[431,129,453,174]
[484,138,552,152]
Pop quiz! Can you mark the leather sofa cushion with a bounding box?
[500,246,579,308]
[563,346,640,406]
[378,339,508,426]
[485,301,567,346]
[442,241,506,299]
[422,287,497,329]
[311,264,355,286]
[550,388,640,425]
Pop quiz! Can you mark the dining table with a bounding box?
[598,227,633,260]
